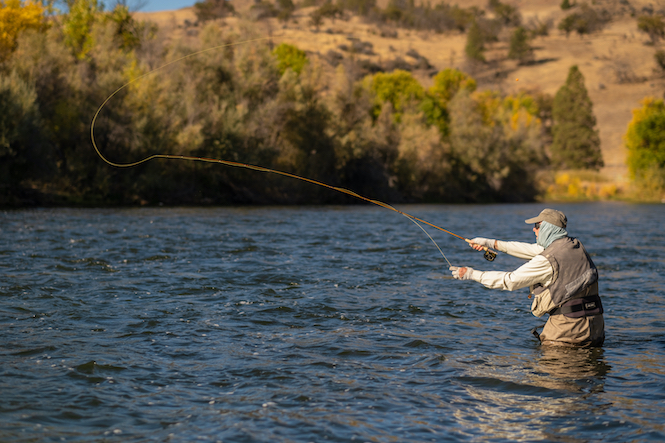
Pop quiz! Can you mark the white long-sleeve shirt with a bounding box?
[469,240,553,291]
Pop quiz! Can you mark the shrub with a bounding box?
[655,49,665,72]
[273,43,309,75]
[637,14,665,45]
[560,0,573,10]
[558,5,607,37]
[194,0,235,22]
[488,0,521,27]
[338,0,376,16]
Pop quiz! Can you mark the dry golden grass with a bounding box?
[133,0,665,186]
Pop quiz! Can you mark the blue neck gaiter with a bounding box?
[537,221,569,249]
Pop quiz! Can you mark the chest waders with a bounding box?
[530,237,604,342]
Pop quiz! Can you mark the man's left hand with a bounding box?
[450,266,474,280]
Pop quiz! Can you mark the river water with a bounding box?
[1,203,664,442]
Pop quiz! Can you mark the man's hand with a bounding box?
[450,266,474,280]
[467,237,495,251]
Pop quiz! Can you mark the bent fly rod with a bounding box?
[90,37,498,263]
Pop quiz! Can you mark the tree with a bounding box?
[551,66,603,170]
[365,69,425,122]
[465,20,485,62]
[62,0,100,59]
[421,68,476,136]
[508,26,533,64]
[625,98,665,189]
[0,0,47,62]
[637,14,665,45]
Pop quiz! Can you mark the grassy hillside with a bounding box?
[134,0,665,188]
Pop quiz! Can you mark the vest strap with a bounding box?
[550,294,603,318]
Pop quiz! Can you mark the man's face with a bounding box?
[533,222,540,239]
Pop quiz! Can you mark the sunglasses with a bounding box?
[534,222,541,229]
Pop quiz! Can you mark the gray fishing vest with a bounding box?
[530,237,599,308]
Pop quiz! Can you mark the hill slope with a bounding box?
[134,0,665,183]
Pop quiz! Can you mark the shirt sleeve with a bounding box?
[495,240,544,260]
[469,255,553,291]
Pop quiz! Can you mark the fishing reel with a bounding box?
[483,249,497,262]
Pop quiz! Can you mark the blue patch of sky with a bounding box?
[137,1,198,12]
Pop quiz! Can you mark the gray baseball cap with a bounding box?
[525,208,567,229]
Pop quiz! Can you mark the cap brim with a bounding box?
[524,216,541,224]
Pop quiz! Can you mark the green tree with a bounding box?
[62,0,100,59]
[560,0,573,10]
[465,20,485,62]
[625,98,665,194]
[508,26,533,64]
[106,4,155,51]
[551,65,603,170]
[421,68,476,136]
[365,69,425,122]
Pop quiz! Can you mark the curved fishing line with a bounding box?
[90,36,495,263]
[407,218,452,267]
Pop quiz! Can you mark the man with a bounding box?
[450,209,604,347]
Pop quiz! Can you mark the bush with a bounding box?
[655,49,665,72]
[558,5,608,37]
[273,43,309,75]
[488,0,521,27]
[338,0,376,16]
[194,0,235,22]
[637,14,665,45]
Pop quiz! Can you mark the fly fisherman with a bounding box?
[449,209,605,347]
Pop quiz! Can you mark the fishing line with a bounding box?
[90,36,497,263]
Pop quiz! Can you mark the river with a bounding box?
[1,202,664,442]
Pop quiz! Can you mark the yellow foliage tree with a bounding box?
[0,0,46,62]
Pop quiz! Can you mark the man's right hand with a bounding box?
[468,237,495,251]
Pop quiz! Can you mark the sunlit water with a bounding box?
[1,203,664,442]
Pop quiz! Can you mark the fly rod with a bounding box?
[90,37,498,262]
